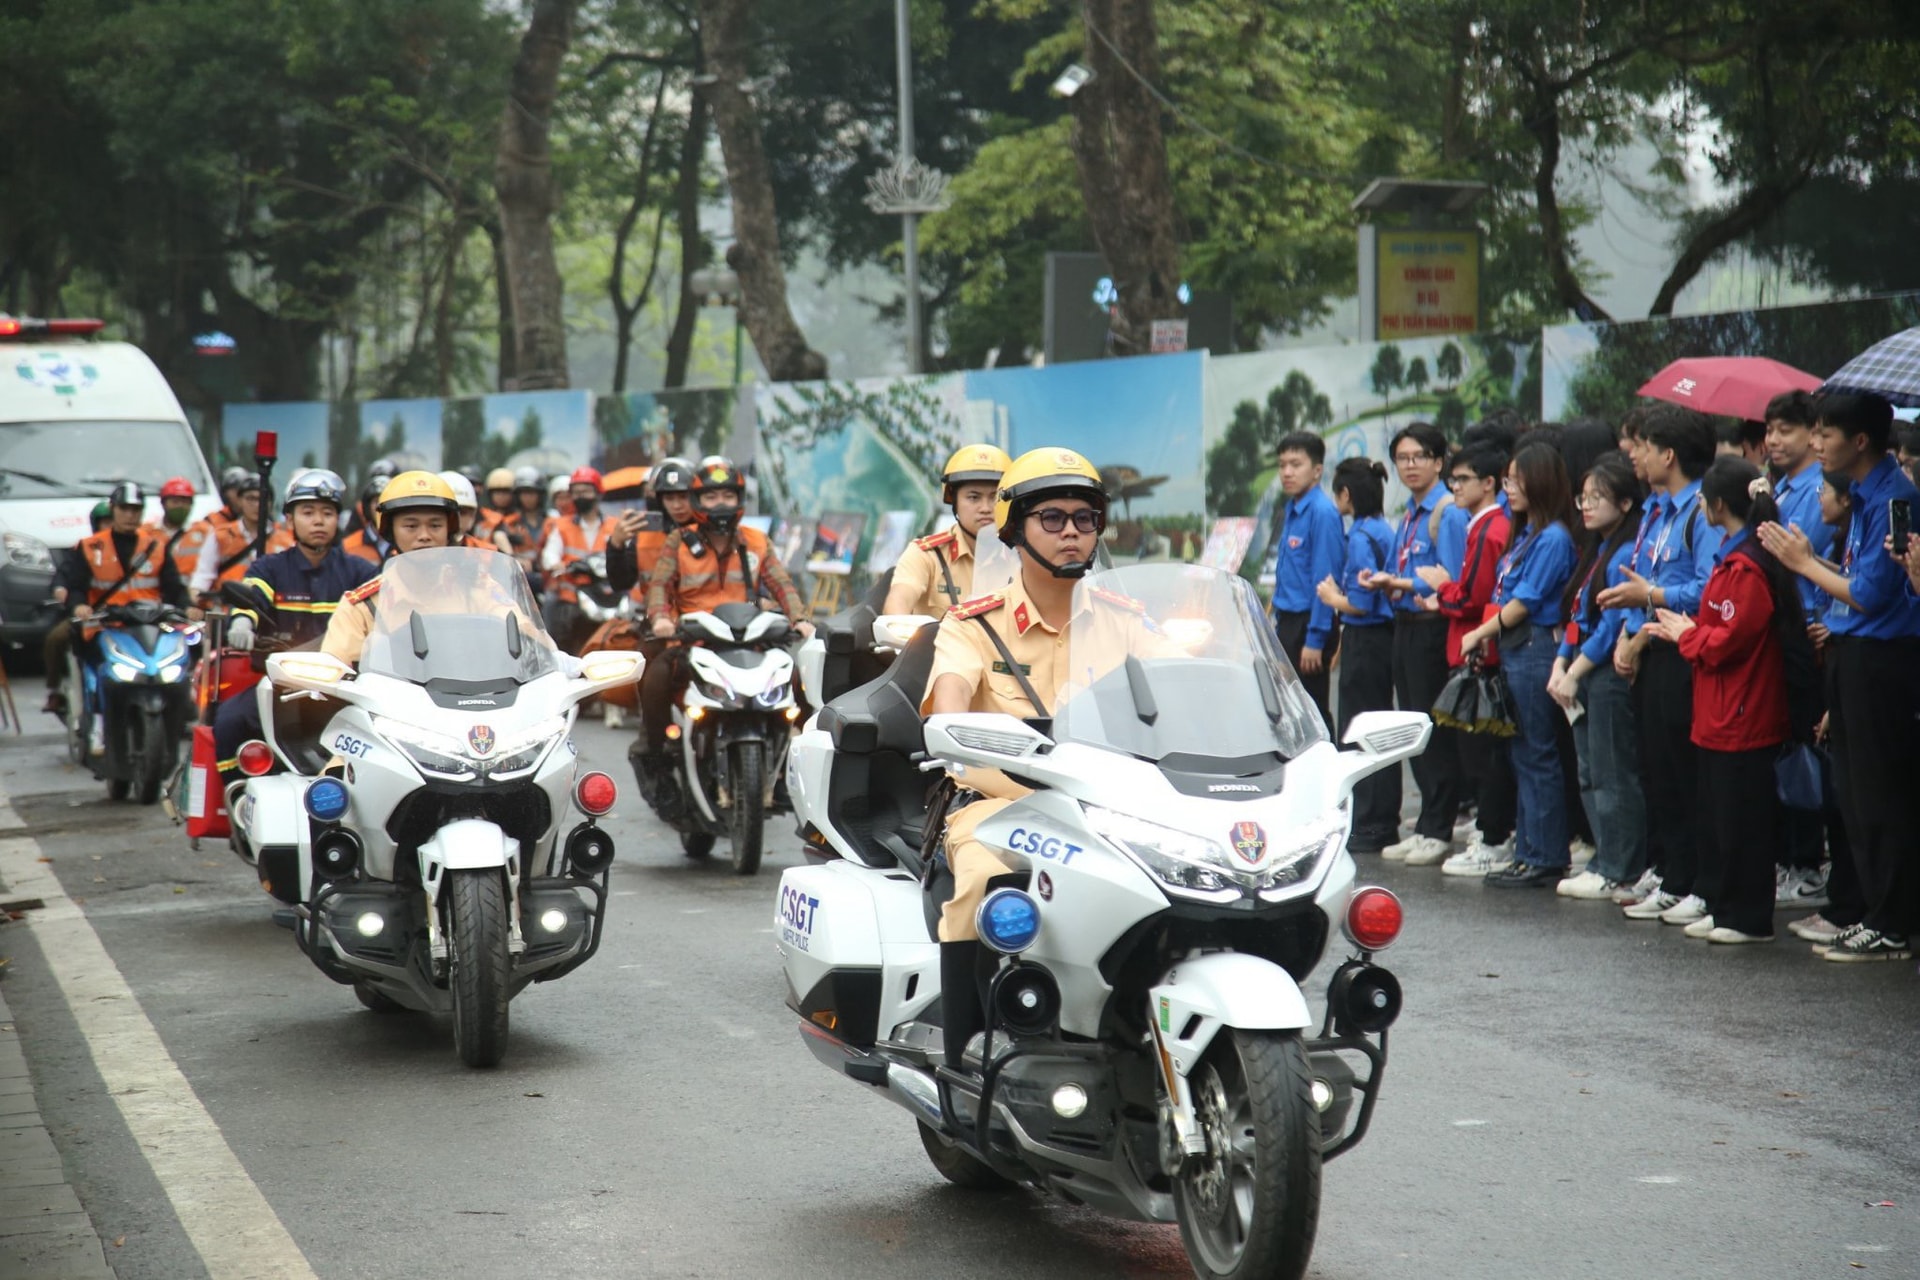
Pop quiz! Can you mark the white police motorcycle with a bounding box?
[778,562,1426,1280]
[228,549,642,1067]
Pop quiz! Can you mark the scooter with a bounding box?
[634,602,797,875]
[777,562,1428,1280]
[68,602,200,804]
[227,548,642,1068]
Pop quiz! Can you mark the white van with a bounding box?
[0,316,219,649]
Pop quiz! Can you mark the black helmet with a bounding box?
[366,458,401,481]
[108,480,146,510]
[649,457,696,498]
[232,471,262,495]
[219,465,252,493]
[359,475,386,518]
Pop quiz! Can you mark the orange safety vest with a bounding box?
[550,516,613,602]
[665,525,773,616]
[341,528,386,565]
[148,520,210,579]
[79,527,167,608]
[501,511,552,579]
[207,518,293,587]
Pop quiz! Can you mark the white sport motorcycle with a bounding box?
[229,549,642,1067]
[778,562,1427,1280]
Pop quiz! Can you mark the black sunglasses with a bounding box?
[1029,508,1102,534]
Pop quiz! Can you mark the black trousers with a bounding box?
[1274,610,1337,732]
[1392,615,1461,839]
[1697,746,1783,936]
[1635,640,1700,895]
[1338,622,1400,849]
[1455,705,1516,844]
[1827,635,1920,937]
[638,643,688,755]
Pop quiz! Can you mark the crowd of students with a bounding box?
[1266,390,1920,962]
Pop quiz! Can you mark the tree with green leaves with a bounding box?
[1369,344,1405,407]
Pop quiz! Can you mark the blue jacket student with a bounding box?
[1559,536,1636,667]
[1393,489,1470,613]
[1625,478,1722,635]
[1270,484,1346,650]
[1772,458,1834,619]
[1343,515,1397,627]
[1493,522,1579,626]
[1828,455,1920,639]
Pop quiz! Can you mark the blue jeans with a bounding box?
[1502,626,1569,869]
[1572,666,1647,883]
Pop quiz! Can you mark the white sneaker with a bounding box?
[1452,815,1479,844]
[1556,869,1617,900]
[1659,894,1709,925]
[1774,866,1831,911]
[604,705,625,731]
[1402,835,1454,867]
[88,722,106,756]
[1707,926,1773,944]
[1788,912,1845,944]
[1683,914,1718,938]
[1569,837,1596,866]
[1380,833,1419,862]
[1623,890,1680,920]
[1614,868,1661,905]
[1442,839,1513,877]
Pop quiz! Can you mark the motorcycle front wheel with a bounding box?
[135,705,170,805]
[727,741,764,876]
[447,868,511,1068]
[1171,1030,1322,1280]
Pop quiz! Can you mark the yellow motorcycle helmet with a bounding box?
[993,447,1107,579]
[940,443,1012,505]
[375,470,460,543]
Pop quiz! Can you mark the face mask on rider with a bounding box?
[573,497,597,518]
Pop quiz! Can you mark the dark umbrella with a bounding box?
[1636,356,1821,421]
[1822,326,1920,408]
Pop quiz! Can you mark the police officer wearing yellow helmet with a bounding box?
[922,446,1137,1067]
[883,443,1012,617]
[321,471,460,665]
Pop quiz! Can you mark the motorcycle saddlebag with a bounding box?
[184,723,230,840]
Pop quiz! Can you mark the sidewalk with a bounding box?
[0,962,116,1279]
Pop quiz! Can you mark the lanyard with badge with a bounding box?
[1396,500,1421,572]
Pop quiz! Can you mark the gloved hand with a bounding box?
[228,615,255,651]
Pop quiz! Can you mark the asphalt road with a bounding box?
[1,718,1916,1280]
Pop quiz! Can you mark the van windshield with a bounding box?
[0,421,210,498]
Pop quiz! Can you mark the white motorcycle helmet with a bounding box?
[438,470,479,523]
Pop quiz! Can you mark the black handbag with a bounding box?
[1432,654,1518,738]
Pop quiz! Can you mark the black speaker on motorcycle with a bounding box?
[565,823,615,877]
[991,963,1060,1037]
[1329,962,1401,1036]
[313,830,362,881]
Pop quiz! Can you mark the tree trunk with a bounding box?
[1067,0,1184,357]
[485,219,518,390]
[698,0,827,383]
[663,65,710,390]
[609,72,673,394]
[495,0,575,391]
[1519,76,1612,323]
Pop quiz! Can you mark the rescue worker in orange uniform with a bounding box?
[146,476,206,579]
[884,444,1012,617]
[606,457,696,598]
[498,466,552,591]
[439,472,498,549]
[340,476,392,565]
[480,467,517,534]
[190,472,291,600]
[632,458,812,775]
[541,467,615,632]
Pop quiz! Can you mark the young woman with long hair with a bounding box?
[1460,443,1579,887]
[1317,458,1400,852]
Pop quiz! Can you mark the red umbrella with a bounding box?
[1636,356,1822,422]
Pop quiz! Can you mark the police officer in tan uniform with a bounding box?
[884,444,1012,617]
[322,472,460,665]
[923,447,1152,1067]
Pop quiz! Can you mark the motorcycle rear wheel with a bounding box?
[680,831,716,858]
[447,868,512,1068]
[1170,1030,1322,1280]
[727,741,764,876]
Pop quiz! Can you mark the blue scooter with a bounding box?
[68,602,201,803]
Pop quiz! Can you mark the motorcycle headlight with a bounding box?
[2,532,52,570]
[485,717,567,776]
[1085,806,1239,899]
[109,660,143,682]
[373,719,477,780]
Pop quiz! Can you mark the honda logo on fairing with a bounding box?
[1209,783,1259,793]
[458,698,497,707]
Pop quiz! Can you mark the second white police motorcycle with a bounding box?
[778,562,1427,1280]
[229,549,642,1067]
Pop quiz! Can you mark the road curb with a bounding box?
[0,977,118,1279]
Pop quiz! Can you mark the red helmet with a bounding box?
[160,477,195,500]
[568,466,604,494]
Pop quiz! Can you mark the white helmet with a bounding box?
[438,470,478,511]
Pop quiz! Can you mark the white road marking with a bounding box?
[1635,1175,1681,1184]
[0,798,317,1279]
[1451,1119,1488,1127]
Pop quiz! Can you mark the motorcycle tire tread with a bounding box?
[728,742,764,876]
[449,869,512,1068]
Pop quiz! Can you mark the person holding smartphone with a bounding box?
[1757,391,1920,962]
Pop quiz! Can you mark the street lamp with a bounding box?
[864,0,950,376]
[690,265,744,387]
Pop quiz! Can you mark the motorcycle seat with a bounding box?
[816,622,937,756]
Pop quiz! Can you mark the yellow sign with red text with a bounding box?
[1375,230,1480,337]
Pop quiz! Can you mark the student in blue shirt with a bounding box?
[1460,443,1579,887]
[1759,391,1920,962]
[1268,431,1344,728]
[1364,422,1470,862]
[1598,406,1723,923]
[1317,458,1400,853]
[1546,452,1648,899]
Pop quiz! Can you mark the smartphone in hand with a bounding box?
[1891,498,1911,557]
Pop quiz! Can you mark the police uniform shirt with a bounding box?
[891,529,975,615]
[232,545,379,649]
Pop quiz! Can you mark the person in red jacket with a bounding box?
[1644,457,1801,944]
[1418,444,1516,874]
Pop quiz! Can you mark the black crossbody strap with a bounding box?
[91,538,156,607]
[971,614,1049,718]
[935,543,960,604]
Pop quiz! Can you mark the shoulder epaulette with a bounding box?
[1089,586,1146,614]
[948,591,1006,621]
[913,529,959,553]
[342,579,381,606]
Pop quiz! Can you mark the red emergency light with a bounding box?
[0,316,106,339]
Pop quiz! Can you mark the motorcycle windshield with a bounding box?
[1054,563,1328,768]
[360,548,560,685]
